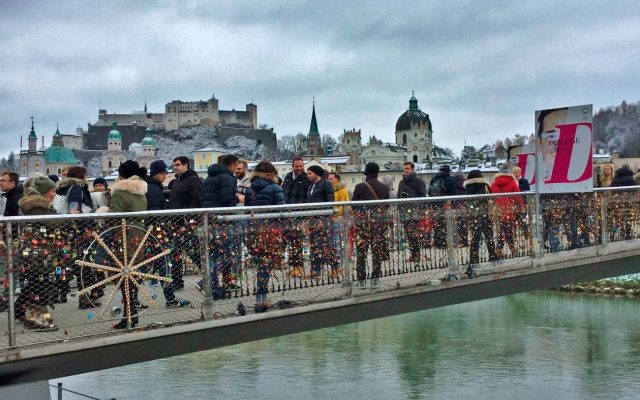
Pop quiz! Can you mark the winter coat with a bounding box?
[56,177,94,213]
[306,178,334,203]
[611,166,637,187]
[454,176,466,196]
[202,163,238,208]
[2,185,23,216]
[244,172,285,207]
[169,169,202,209]
[398,173,427,199]
[107,176,148,213]
[332,181,350,217]
[352,176,390,225]
[464,178,491,195]
[490,173,523,222]
[18,193,54,216]
[428,171,456,197]
[282,171,309,204]
[145,176,166,211]
[333,181,350,203]
[352,176,390,201]
[464,177,492,211]
[517,178,531,192]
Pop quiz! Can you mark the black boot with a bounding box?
[113,316,138,330]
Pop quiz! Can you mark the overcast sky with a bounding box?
[1,0,639,159]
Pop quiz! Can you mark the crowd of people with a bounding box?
[1,157,640,329]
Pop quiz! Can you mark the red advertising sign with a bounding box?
[535,105,593,193]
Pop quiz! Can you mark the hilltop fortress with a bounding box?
[86,93,276,151]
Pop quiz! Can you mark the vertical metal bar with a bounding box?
[57,382,63,400]
[200,213,213,319]
[445,202,458,275]
[341,210,352,289]
[6,221,16,347]
[527,195,537,257]
[600,191,609,252]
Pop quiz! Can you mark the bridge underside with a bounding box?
[3,243,640,386]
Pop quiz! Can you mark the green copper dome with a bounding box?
[108,121,121,140]
[141,127,155,147]
[45,145,77,164]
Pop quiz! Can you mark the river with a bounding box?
[54,292,640,399]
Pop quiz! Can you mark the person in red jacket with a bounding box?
[491,163,524,258]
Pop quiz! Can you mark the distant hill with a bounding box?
[593,100,640,157]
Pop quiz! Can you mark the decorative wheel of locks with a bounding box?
[74,219,172,326]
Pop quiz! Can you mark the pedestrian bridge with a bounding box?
[1,187,640,385]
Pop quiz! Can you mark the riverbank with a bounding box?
[553,276,640,297]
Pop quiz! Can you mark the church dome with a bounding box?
[395,94,432,132]
[45,146,77,164]
[108,121,121,140]
[141,127,155,147]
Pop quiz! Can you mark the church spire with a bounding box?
[28,116,37,151]
[309,98,319,136]
[144,101,147,114]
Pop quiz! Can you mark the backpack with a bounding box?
[428,177,445,197]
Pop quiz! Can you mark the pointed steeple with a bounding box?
[28,116,37,151]
[52,123,65,147]
[309,98,319,136]
[144,101,148,114]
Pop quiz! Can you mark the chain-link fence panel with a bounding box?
[2,187,639,351]
[604,188,640,243]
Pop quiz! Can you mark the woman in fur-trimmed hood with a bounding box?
[56,166,94,213]
[100,160,148,213]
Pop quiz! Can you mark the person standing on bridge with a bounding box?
[244,160,285,309]
[305,165,336,280]
[281,158,309,278]
[398,161,427,263]
[169,156,202,291]
[202,154,240,298]
[491,163,523,258]
[102,160,149,329]
[463,170,498,265]
[352,162,390,289]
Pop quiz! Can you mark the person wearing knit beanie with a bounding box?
[118,160,147,180]
[18,176,57,215]
[149,160,168,177]
[306,165,325,179]
[93,177,108,191]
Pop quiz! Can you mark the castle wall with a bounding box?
[216,126,277,151]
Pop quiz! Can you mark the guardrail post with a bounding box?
[6,221,16,347]
[599,191,609,255]
[445,203,459,277]
[199,213,214,319]
[528,195,542,258]
[341,212,352,291]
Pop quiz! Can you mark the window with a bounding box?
[403,134,407,145]
[201,154,206,160]
[352,177,355,183]
[414,132,417,138]
[413,155,418,162]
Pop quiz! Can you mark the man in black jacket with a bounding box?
[352,162,390,289]
[397,162,426,262]
[168,156,202,290]
[146,160,168,211]
[169,156,202,209]
[1,171,22,216]
[280,158,308,277]
[201,154,240,295]
[428,164,456,248]
[202,154,239,208]
[305,165,335,279]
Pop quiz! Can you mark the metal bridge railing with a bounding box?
[1,186,639,350]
